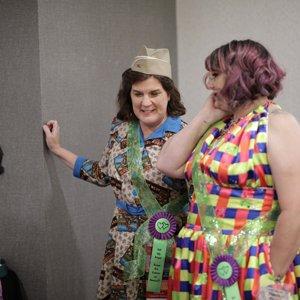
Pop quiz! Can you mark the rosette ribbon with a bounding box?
[147,212,177,292]
[211,255,240,300]
[191,124,280,300]
[123,121,187,292]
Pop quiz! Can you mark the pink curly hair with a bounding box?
[204,39,286,108]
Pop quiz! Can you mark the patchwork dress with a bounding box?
[168,101,300,299]
[73,116,187,300]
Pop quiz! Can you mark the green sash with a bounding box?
[124,121,187,292]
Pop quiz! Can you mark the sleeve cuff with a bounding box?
[73,156,87,178]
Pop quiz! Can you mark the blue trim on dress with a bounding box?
[116,199,146,216]
[73,156,87,178]
[139,116,181,146]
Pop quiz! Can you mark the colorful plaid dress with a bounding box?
[168,101,300,299]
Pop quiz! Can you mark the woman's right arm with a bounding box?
[42,120,78,170]
[43,119,112,187]
[157,94,227,178]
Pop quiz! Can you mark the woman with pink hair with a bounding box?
[158,39,300,299]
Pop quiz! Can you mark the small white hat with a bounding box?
[131,46,172,79]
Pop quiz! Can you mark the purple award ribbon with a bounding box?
[147,212,177,292]
[211,254,241,299]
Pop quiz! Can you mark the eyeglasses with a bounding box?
[205,72,218,86]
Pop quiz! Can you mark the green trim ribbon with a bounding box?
[124,121,187,292]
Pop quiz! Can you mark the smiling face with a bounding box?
[130,76,169,137]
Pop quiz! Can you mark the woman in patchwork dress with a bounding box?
[43,46,188,299]
[158,39,300,299]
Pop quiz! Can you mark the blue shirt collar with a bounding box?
[139,116,181,146]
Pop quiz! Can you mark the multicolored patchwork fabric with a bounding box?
[168,101,300,299]
[73,116,188,300]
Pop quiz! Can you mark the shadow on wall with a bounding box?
[0,257,28,300]
[43,144,86,299]
[0,146,4,175]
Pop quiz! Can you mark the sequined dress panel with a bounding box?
[168,102,300,299]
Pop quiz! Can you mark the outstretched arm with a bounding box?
[42,120,78,170]
[268,109,300,278]
[157,94,228,178]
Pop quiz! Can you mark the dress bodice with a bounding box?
[184,101,281,232]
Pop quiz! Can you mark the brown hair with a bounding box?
[116,69,186,121]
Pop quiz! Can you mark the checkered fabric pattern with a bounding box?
[168,102,300,299]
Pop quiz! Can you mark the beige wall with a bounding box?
[39,1,177,299]
[0,1,177,299]
[176,0,300,121]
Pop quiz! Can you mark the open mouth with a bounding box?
[141,109,155,113]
